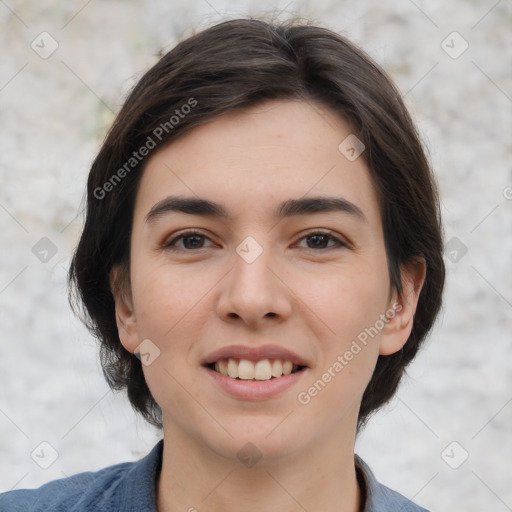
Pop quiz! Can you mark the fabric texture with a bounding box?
[0,440,429,511]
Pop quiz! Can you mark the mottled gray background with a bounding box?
[1,1,511,510]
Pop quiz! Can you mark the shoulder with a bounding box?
[0,463,130,512]
[355,455,430,512]
[0,440,163,512]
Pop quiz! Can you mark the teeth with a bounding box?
[271,360,282,377]
[227,358,238,378]
[216,359,228,376]
[282,361,293,375]
[212,358,301,380]
[254,360,272,380]
[238,359,255,380]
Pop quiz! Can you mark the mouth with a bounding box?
[201,345,310,400]
[201,344,310,382]
[205,358,307,381]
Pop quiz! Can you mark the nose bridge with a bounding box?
[217,234,292,323]
[232,235,277,300]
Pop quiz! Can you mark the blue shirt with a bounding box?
[0,440,429,511]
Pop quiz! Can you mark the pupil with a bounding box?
[184,235,203,249]
[308,234,328,248]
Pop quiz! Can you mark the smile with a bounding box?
[207,358,305,381]
[201,344,310,399]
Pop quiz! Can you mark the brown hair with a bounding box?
[69,17,445,430]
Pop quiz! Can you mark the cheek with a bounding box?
[130,259,212,340]
[293,268,386,425]
[130,262,213,417]
[291,264,387,404]
[294,263,390,344]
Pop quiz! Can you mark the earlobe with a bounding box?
[379,258,426,356]
[110,265,139,353]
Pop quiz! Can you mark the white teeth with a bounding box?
[254,360,272,380]
[227,358,238,378]
[282,361,293,375]
[271,360,282,377]
[217,359,228,376]
[238,359,255,380]
[212,358,302,380]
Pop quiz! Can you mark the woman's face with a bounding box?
[113,99,421,464]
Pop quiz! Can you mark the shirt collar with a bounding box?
[356,454,409,511]
[117,438,163,511]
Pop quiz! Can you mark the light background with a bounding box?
[0,1,511,510]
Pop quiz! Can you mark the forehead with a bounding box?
[134,99,381,226]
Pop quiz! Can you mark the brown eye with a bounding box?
[164,231,214,251]
[296,231,347,250]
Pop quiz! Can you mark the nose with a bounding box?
[216,240,293,328]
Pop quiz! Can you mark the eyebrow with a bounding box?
[145,195,366,224]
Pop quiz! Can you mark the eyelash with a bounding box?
[163,229,348,252]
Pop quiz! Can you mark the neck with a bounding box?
[156,421,361,512]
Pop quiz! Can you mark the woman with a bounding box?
[0,17,444,511]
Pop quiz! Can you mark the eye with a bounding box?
[295,230,347,250]
[163,229,348,252]
[163,230,215,251]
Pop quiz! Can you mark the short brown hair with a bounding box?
[69,17,445,430]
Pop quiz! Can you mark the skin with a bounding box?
[111,99,426,512]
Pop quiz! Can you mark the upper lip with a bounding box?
[201,345,310,367]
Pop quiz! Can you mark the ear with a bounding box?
[110,264,139,354]
[379,258,427,356]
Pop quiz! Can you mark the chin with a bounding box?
[201,417,309,467]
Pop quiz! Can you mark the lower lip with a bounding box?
[203,366,308,400]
